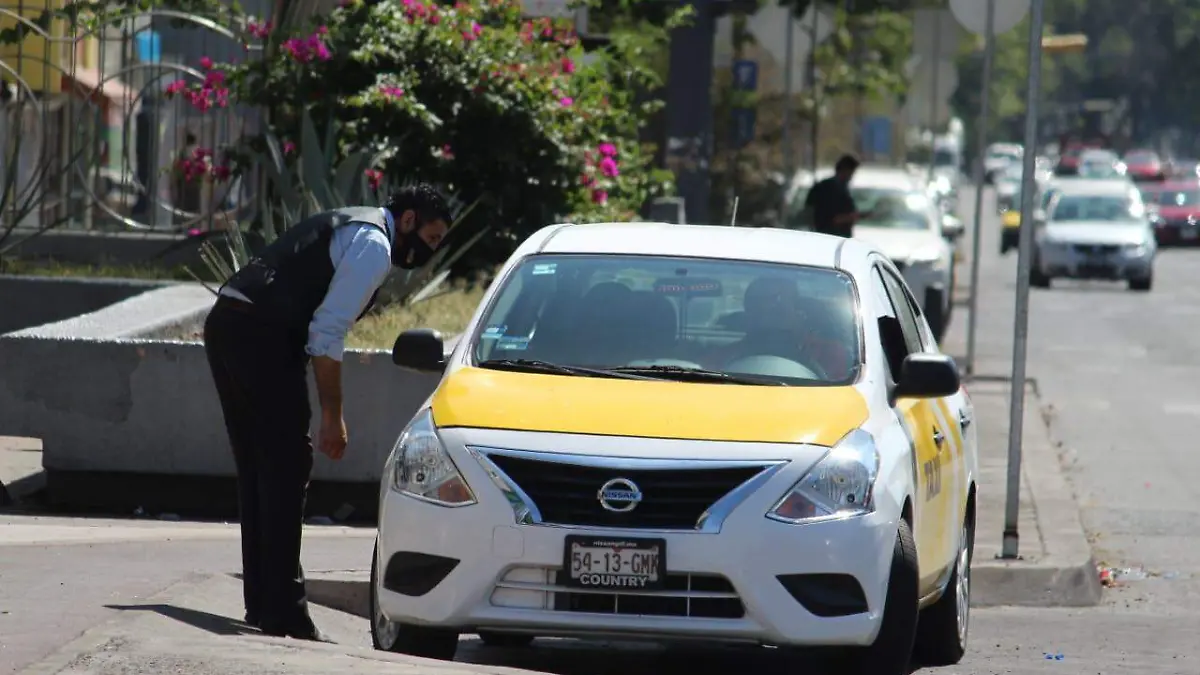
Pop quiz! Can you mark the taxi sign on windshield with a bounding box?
[653,278,722,297]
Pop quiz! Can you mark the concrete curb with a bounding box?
[306,571,370,619]
[970,393,1102,608]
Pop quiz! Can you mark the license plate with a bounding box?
[563,536,665,590]
[1183,228,1198,240]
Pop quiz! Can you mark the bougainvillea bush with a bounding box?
[164,0,676,264]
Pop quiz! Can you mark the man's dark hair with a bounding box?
[834,154,860,173]
[384,183,452,225]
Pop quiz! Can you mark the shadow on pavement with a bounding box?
[103,603,256,637]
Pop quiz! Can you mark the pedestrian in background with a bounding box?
[203,183,452,641]
[804,154,875,238]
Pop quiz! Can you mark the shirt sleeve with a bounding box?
[306,224,393,361]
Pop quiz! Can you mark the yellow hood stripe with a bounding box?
[430,367,869,446]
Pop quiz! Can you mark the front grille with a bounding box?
[485,454,765,530]
[1072,244,1119,255]
[552,572,744,619]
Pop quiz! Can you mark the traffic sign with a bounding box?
[731,108,756,148]
[949,0,1030,36]
[862,117,892,156]
[732,60,758,92]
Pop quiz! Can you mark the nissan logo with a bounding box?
[597,478,642,513]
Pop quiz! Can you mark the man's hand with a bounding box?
[317,410,348,460]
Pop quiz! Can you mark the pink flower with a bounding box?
[463,29,477,41]
[429,12,441,24]
[247,20,272,39]
[365,169,383,190]
[441,144,455,160]
[212,165,232,181]
[560,57,575,74]
[199,56,213,69]
[598,142,617,157]
[187,228,203,237]
[283,141,296,155]
[282,31,333,63]
[579,173,594,187]
[599,156,619,178]
[204,71,225,86]
[380,85,405,98]
[591,189,608,205]
[559,97,573,107]
[165,79,187,96]
[472,22,483,36]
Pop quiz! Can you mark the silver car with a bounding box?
[1031,181,1156,291]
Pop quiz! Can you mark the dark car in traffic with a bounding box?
[1123,149,1168,182]
[1140,181,1200,244]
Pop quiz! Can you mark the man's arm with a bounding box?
[307,225,393,427]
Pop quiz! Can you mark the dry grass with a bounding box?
[347,279,487,350]
[0,257,198,281]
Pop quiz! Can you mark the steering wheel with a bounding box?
[724,354,828,382]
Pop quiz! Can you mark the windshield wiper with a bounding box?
[478,359,652,380]
[608,365,788,386]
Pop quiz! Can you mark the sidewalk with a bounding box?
[942,268,1101,607]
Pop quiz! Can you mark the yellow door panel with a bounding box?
[897,399,948,592]
[931,398,965,563]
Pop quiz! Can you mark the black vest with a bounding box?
[222,207,390,336]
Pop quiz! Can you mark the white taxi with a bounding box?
[372,224,978,675]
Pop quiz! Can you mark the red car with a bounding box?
[1142,181,1200,244]
[1123,149,1167,182]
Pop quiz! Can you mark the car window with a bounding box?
[851,188,934,231]
[1049,193,1143,222]
[1154,189,1200,207]
[879,268,924,355]
[473,254,863,386]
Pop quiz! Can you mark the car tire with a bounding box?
[1029,262,1051,288]
[924,288,947,341]
[370,541,460,661]
[914,511,975,666]
[841,520,920,675]
[478,631,536,648]
[1128,274,1153,292]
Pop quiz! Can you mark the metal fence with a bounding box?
[0,2,271,250]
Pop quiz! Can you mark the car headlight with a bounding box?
[389,409,476,507]
[1122,243,1148,255]
[767,429,879,524]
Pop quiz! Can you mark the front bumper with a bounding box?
[1037,243,1153,279]
[376,434,900,648]
[1154,220,1200,245]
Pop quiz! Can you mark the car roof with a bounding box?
[1140,181,1198,191]
[1052,178,1137,195]
[532,222,882,270]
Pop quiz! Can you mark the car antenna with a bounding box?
[730,196,739,227]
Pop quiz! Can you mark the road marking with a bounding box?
[1163,402,1200,416]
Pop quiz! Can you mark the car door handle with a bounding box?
[933,428,945,449]
[958,410,972,430]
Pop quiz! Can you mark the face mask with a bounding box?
[393,226,435,269]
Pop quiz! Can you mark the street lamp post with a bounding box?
[964,0,995,378]
[1001,0,1046,561]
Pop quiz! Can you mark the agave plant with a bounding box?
[189,109,489,309]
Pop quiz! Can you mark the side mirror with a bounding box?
[893,353,961,400]
[941,215,965,240]
[392,328,446,373]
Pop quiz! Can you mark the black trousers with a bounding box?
[203,297,316,633]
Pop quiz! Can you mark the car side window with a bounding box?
[870,266,906,383]
[885,268,938,351]
[879,268,924,355]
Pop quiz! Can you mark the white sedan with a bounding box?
[372,223,979,675]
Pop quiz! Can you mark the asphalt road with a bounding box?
[4,187,1200,674]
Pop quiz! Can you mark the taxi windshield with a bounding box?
[472,255,862,386]
[851,188,934,231]
[1050,194,1142,222]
